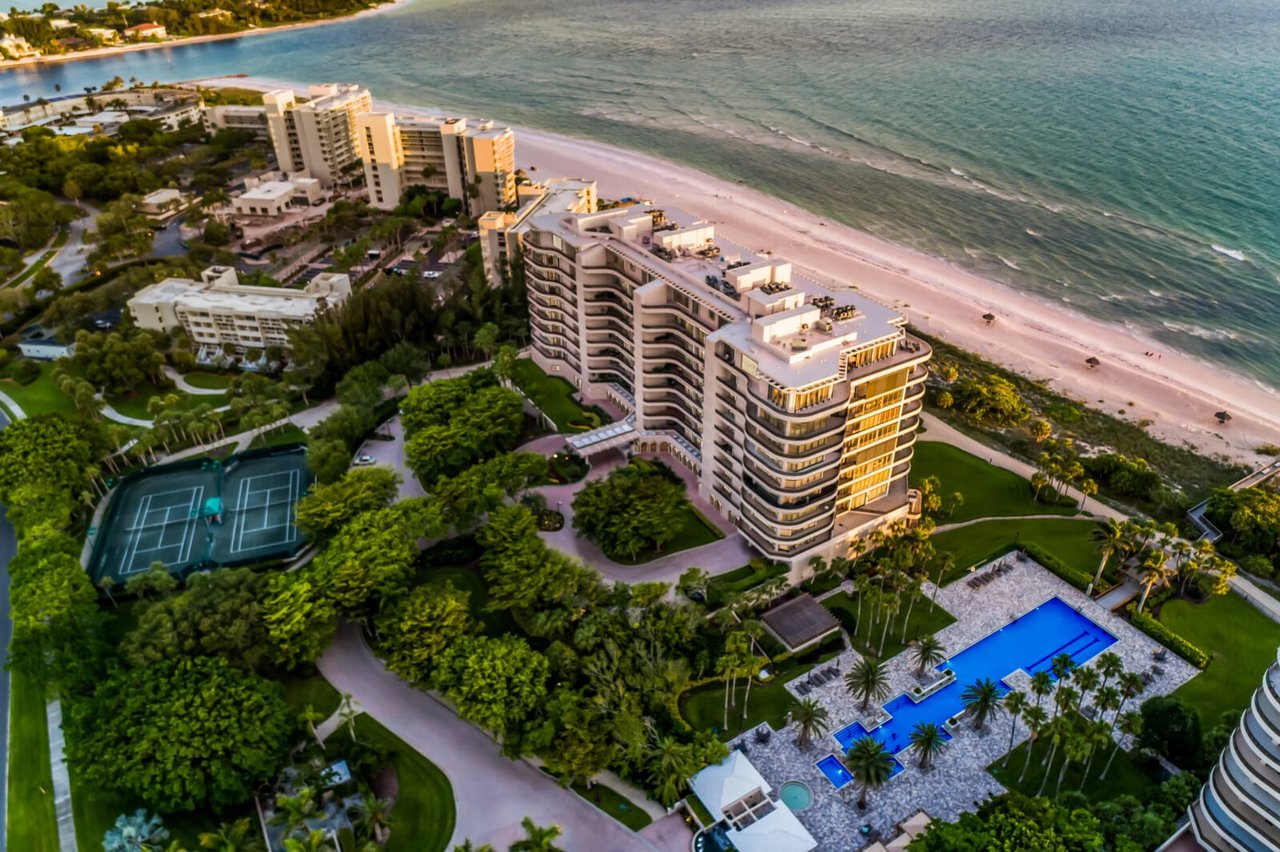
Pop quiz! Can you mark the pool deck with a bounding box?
[726,555,1198,851]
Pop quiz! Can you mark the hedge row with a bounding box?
[1127,605,1210,669]
[1022,543,1094,591]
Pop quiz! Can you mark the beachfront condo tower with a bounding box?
[523,204,931,570]
[1178,647,1280,851]
[357,111,516,216]
[262,84,373,188]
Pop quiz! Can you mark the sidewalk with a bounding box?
[46,699,76,852]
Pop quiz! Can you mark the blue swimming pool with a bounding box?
[816,754,854,788]
[832,597,1116,765]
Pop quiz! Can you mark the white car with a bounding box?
[353,454,376,466]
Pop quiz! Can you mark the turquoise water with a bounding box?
[778,781,813,811]
[831,596,1116,773]
[2,0,1278,383]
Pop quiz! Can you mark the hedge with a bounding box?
[1127,605,1210,669]
[1022,543,1094,591]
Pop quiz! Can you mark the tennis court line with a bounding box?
[231,468,301,554]
[120,486,205,575]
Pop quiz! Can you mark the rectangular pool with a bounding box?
[832,596,1116,762]
[816,754,854,788]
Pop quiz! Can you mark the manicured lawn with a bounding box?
[989,717,1158,803]
[353,715,454,852]
[704,560,790,607]
[180,371,235,390]
[610,506,724,565]
[930,518,1099,586]
[910,441,1078,522]
[418,565,520,637]
[0,362,77,418]
[824,591,956,662]
[681,637,845,739]
[106,386,227,420]
[1162,592,1280,725]
[6,671,58,852]
[510,358,609,433]
[570,781,652,831]
[250,423,307,449]
[281,672,343,719]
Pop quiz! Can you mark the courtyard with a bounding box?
[723,555,1198,850]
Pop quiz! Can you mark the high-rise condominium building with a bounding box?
[357,111,516,215]
[262,84,373,187]
[477,177,598,285]
[525,205,930,568]
[1179,647,1280,851]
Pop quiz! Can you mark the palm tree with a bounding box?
[199,818,263,851]
[647,736,696,807]
[1036,716,1070,797]
[1051,686,1078,723]
[845,658,890,711]
[844,737,895,810]
[509,817,564,852]
[283,831,335,852]
[1073,667,1099,713]
[1077,720,1113,788]
[1030,670,1053,710]
[898,572,924,643]
[909,722,948,770]
[338,692,359,741]
[1114,671,1146,722]
[1093,686,1120,727]
[1136,550,1170,612]
[352,786,393,845]
[910,634,946,677]
[1050,653,1077,684]
[1001,691,1029,768]
[1100,711,1143,781]
[299,704,325,745]
[1095,652,1124,693]
[788,697,830,749]
[1017,705,1047,784]
[1054,728,1090,800]
[1089,519,1126,595]
[452,843,496,852]
[961,678,1004,732]
[270,788,317,839]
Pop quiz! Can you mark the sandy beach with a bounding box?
[0,0,409,70]
[205,74,1280,468]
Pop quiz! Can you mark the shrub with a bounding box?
[1127,605,1209,669]
[8,358,40,385]
[1021,544,1092,591]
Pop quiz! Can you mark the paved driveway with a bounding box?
[317,623,659,851]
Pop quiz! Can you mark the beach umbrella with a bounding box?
[982,313,996,324]
[1085,356,1100,368]
[1215,411,1232,425]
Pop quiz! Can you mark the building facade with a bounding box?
[476,177,598,285]
[526,205,930,569]
[263,84,372,187]
[128,266,350,359]
[1184,647,1280,850]
[357,111,516,214]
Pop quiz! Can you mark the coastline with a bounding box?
[0,0,411,71]
[203,74,1280,468]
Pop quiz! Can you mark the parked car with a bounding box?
[353,454,375,466]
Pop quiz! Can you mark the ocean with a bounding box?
[2,0,1277,386]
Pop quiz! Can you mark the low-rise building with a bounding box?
[18,327,75,360]
[0,88,201,135]
[0,35,41,59]
[231,175,323,217]
[138,187,188,217]
[477,177,597,285]
[86,27,121,44]
[123,22,167,40]
[48,18,76,30]
[203,103,269,136]
[689,751,817,852]
[128,265,350,359]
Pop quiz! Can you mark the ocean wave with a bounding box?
[1211,244,1247,262]
[1025,228,1043,237]
[1161,320,1241,342]
[950,167,967,177]
[998,255,1020,270]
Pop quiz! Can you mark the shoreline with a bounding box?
[0,0,410,71]
[202,74,1280,468]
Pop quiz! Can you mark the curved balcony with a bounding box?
[747,404,846,445]
[740,488,835,528]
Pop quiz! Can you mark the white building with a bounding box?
[86,27,121,44]
[128,265,350,359]
[0,35,40,59]
[262,84,372,187]
[138,187,188,217]
[689,751,817,852]
[477,177,597,285]
[231,175,323,218]
[203,103,269,136]
[17,327,74,361]
[123,22,166,40]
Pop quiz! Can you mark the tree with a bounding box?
[911,792,1104,851]
[1002,691,1028,768]
[198,818,264,851]
[1101,712,1142,780]
[296,466,402,538]
[1029,418,1052,443]
[378,582,474,684]
[845,658,890,711]
[310,506,421,619]
[677,567,711,603]
[1017,705,1048,784]
[1089,519,1126,596]
[433,635,549,738]
[787,697,830,749]
[65,657,293,812]
[950,375,1030,427]
[909,722,948,770]
[271,787,318,839]
[103,809,169,852]
[1135,550,1171,612]
[283,830,335,852]
[844,737,894,809]
[571,459,691,561]
[1139,695,1202,769]
[509,818,563,852]
[910,634,946,676]
[962,678,1004,731]
[262,572,338,669]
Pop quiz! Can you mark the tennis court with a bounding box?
[88,446,312,585]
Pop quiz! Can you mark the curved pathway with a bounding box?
[161,366,228,395]
[932,513,1100,534]
[317,623,660,852]
[0,389,25,421]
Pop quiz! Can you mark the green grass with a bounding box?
[609,506,724,565]
[988,715,1158,803]
[69,765,221,851]
[570,782,653,831]
[353,715,454,852]
[910,441,1078,522]
[1162,592,1280,724]
[0,362,77,418]
[6,671,58,852]
[250,423,307,449]
[106,385,228,420]
[8,248,58,287]
[418,565,521,637]
[704,560,790,607]
[510,358,608,433]
[180,371,235,390]
[824,591,956,662]
[680,636,845,739]
[281,672,343,719]
[930,517,1100,586]
[686,795,715,828]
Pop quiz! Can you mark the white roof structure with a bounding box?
[689,751,817,852]
[689,751,771,821]
[731,806,818,852]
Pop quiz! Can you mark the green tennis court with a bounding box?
[88,446,313,584]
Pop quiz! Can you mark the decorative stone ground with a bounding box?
[728,555,1199,850]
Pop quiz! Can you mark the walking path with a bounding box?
[161,366,228,395]
[46,699,76,852]
[1096,578,1140,611]
[317,623,662,851]
[100,402,151,427]
[0,389,26,421]
[932,513,1099,534]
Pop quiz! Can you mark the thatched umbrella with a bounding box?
[1215,411,1232,425]
[1085,356,1101,369]
[982,313,996,325]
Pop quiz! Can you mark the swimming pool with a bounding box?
[816,755,854,788]
[832,597,1116,766]
[779,781,813,811]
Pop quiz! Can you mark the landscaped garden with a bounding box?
[350,716,455,852]
[910,441,1079,522]
[0,361,77,418]
[930,517,1099,586]
[510,357,611,433]
[6,671,58,852]
[824,590,956,662]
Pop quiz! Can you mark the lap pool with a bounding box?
[829,596,1116,771]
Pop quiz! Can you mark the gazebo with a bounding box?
[760,594,840,653]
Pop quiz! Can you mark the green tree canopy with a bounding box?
[295,466,401,538]
[950,375,1031,428]
[433,635,549,738]
[909,792,1104,851]
[262,573,338,669]
[309,506,424,617]
[571,460,691,561]
[378,582,474,685]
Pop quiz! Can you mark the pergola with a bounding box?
[760,594,841,653]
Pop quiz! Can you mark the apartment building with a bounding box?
[203,103,270,136]
[357,111,516,214]
[1179,647,1280,851]
[128,266,350,359]
[263,84,372,187]
[477,177,598,285]
[526,205,930,569]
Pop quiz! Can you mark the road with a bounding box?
[48,204,97,285]
[317,623,660,852]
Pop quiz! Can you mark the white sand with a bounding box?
[203,75,1280,468]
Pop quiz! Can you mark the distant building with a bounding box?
[18,327,75,361]
[0,35,41,59]
[196,8,232,18]
[128,265,351,359]
[86,27,121,44]
[688,751,817,852]
[357,110,516,214]
[48,18,76,30]
[123,22,167,40]
[138,187,188,217]
[0,88,202,136]
[262,84,372,187]
[203,103,269,136]
[477,177,597,285]
[231,174,323,217]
